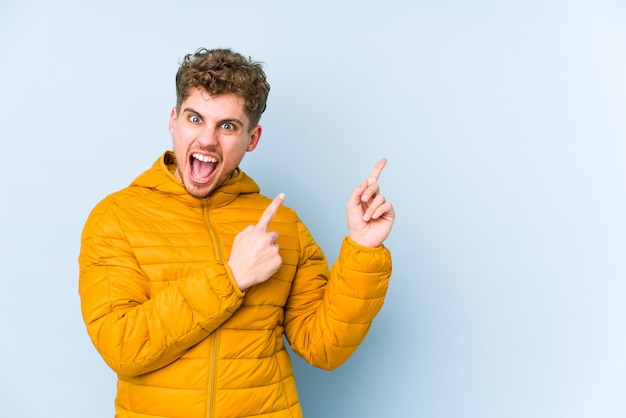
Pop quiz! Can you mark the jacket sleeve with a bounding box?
[283,222,391,370]
[78,199,244,378]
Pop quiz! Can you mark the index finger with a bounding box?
[256,193,285,231]
[366,158,388,185]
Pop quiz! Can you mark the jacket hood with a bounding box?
[129,151,260,209]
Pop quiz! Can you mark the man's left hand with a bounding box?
[346,158,395,248]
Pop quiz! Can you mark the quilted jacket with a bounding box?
[79,151,392,418]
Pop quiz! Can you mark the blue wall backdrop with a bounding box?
[1,1,625,417]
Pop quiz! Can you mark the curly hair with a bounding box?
[175,48,270,128]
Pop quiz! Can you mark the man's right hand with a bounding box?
[228,193,285,291]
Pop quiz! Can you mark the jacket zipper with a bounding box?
[204,201,223,418]
[205,330,220,418]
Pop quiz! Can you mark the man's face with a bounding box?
[169,88,261,198]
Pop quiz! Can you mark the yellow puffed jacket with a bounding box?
[79,151,392,418]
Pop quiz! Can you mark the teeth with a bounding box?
[192,153,217,163]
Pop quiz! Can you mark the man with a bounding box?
[79,48,394,418]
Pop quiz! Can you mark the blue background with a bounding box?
[1,1,625,417]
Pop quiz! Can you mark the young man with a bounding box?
[79,48,395,418]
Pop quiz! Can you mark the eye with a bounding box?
[189,115,201,124]
[220,122,234,130]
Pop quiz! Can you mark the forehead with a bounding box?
[182,88,248,119]
[181,87,246,112]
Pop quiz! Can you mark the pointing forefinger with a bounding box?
[256,193,285,231]
[366,158,388,185]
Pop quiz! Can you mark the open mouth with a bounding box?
[189,152,218,184]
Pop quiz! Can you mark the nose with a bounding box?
[197,125,218,147]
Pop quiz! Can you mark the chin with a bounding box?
[183,182,214,199]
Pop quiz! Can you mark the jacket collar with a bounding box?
[130,151,260,208]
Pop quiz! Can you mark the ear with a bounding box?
[246,125,262,152]
[168,107,178,135]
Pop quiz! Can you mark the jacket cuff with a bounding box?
[223,263,246,297]
[342,237,391,271]
[344,236,386,252]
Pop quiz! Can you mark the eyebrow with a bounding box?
[217,117,244,125]
[181,107,202,117]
